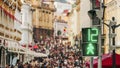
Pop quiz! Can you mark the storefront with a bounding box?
[0,39,7,67]
[7,41,26,64]
[0,46,6,67]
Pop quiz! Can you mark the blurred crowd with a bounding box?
[6,37,85,68]
[35,37,84,68]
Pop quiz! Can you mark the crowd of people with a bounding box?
[6,37,86,68]
[34,37,84,68]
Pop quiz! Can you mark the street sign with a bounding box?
[82,27,99,56]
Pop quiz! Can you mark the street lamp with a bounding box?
[110,17,120,68]
[103,17,120,68]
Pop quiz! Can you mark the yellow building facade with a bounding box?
[26,0,56,42]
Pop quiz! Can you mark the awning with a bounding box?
[86,53,120,68]
[7,44,26,54]
[34,52,48,57]
[26,50,48,57]
[8,49,48,58]
[102,53,120,68]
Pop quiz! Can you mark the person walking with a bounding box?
[11,54,19,68]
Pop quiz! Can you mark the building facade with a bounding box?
[67,0,80,46]
[0,0,22,67]
[31,0,56,43]
[80,0,91,28]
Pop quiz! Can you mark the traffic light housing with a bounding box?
[90,0,100,9]
[81,27,99,56]
[88,10,101,26]
[88,10,96,19]
[88,0,101,26]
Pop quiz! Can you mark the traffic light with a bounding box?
[88,10,96,19]
[81,27,99,56]
[90,0,100,9]
[88,0,102,26]
[88,9,101,26]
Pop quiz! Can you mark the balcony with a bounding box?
[15,30,22,41]
[12,29,17,40]
[0,23,22,41]
[0,23,4,36]
[12,29,22,41]
[21,24,33,32]
[4,26,10,38]
[9,28,14,39]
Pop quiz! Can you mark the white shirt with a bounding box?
[12,56,18,66]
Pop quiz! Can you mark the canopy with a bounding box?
[7,44,26,53]
[34,52,48,57]
[86,53,120,68]
[101,53,120,68]
[26,50,47,57]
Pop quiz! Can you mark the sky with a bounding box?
[43,0,76,15]
[42,0,76,5]
[55,0,76,4]
[54,2,72,15]
[54,0,76,15]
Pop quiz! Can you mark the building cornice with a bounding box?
[24,0,56,12]
[105,0,117,7]
[1,0,22,11]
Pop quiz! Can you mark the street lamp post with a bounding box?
[110,17,120,68]
[111,17,116,68]
[103,17,120,68]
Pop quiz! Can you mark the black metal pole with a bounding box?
[112,26,116,68]
[102,0,106,35]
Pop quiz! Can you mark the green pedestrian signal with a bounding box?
[87,43,94,55]
[82,43,98,56]
[82,27,99,56]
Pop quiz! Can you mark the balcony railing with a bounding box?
[21,24,33,31]
[0,23,4,36]
[4,26,10,38]
[9,28,14,39]
[0,23,22,41]
[15,30,22,41]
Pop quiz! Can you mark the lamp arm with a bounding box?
[115,24,120,28]
[103,23,109,27]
